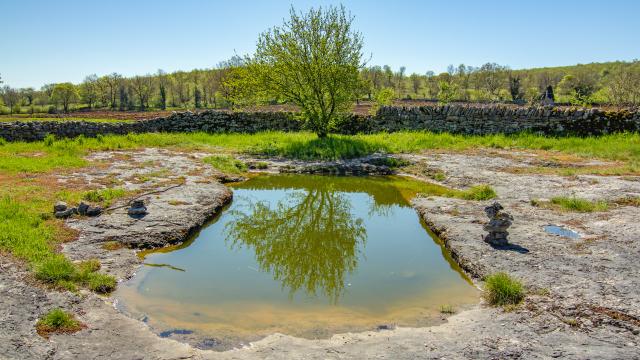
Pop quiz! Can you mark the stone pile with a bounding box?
[483,202,513,247]
[54,201,102,219]
[127,199,147,216]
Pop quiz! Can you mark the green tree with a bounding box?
[371,87,394,115]
[1,86,20,114]
[51,83,79,113]
[245,5,365,137]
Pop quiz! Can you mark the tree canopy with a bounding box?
[244,5,365,137]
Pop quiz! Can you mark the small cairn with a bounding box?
[483,202,513,247]
[128,199,148,216]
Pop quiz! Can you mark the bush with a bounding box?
[34,256,76,284]
[484,272,525,306]
[36,309,82,337]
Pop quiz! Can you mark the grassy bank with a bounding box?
[1,131,639,174]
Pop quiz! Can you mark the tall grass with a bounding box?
[484,272,525,306]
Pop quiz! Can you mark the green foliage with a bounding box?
[550,196,609,212]
[484,272,525,306]
[86,272,117,294]
[370,87,395,114]
[437,81,458,103]
[51,83,80,113]
[35,255,76,284]
[266,136,388,160]
[461,185,497,200]
[245,5,364,137]
[36,309,82,336]
[202,155,248,174]
[82,188,127,206]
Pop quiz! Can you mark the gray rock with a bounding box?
[128,199,147,216]
[54,201,68,212]
[54,207,77,219]
[78,201,89,215]
[86,205,103,217]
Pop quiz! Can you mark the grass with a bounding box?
[461,185,497,200]
[550,196,609,212]
[202,155,248,174]
[439,304,455,314]
[484,272,525,306]
[1,131,639,174]
[36,308,83,338]
[83,187,127,206]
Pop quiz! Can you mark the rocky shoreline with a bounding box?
[1,148,640,359]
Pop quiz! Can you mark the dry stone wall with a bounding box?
[1,105,638,142]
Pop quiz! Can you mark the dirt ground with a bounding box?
[1,148,639,359]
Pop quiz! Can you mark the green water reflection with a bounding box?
[226,181,366,302]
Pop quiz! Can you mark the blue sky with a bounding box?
[2,0,639,88]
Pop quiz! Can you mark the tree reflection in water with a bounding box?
[225,185,367,303]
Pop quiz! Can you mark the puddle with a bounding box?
[544,225,581,239]
[116,174,478,349]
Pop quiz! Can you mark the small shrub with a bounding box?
[86,273,117,294]
[462,185,497,200]
[255,161,269,169]
[550,196,608,212]
[36,309,82,338]
[35,256,76,284]
[484,272,525,306]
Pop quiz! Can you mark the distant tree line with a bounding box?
[1,59,639,115]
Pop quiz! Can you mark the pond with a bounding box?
[115,174,478,348]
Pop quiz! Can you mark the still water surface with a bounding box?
[116,175,478,346]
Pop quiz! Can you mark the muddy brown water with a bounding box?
[115,174,478,349]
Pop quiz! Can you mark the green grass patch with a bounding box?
[85,272,117,294]
[550,196,609,212]
[202,155,248,174]
[36,309,83,338]
[460,185,497,200]
[484,272,525,306]
[34,255,77,284]
[82,188,127,206]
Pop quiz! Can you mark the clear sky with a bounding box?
[2,0,639,88]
